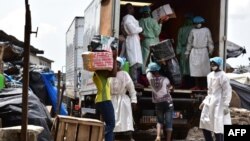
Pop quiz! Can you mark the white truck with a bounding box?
[65,17,85,100]
[79,0,228,94]
[76,0,230,139]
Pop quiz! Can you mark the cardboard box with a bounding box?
[152,4,176,22]
[82,51,113,71]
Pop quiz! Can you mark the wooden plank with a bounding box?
[90,126,101,141]
[65,123,77,141]
[144,88,194,94]
[78,119,104,127]
[173,89,192,94]
[56,116,104,141]
[97,125,104,141]
[100,0,113,36]
[60,118,79,124]
[58,115,103,124]
[77,125,91,141]
[56,121,65,141]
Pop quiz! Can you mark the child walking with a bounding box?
[146,62,174,141]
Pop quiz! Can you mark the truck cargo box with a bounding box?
[65,17,85,99]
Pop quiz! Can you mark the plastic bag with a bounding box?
[88,35,118,51]
[122,61,130,73]
[160,58,182,86]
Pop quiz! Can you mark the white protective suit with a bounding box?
[110,70,137,132]
[122,14,143,66]
[185,27,214,76]
[199,71,232,133]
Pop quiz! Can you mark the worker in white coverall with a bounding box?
[110,57,137,141]
[199,57,232,141]
[121,3,144,88]
[185,16,214,90]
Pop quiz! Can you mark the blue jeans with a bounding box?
[155,101,174,130]
[96,101,115,141]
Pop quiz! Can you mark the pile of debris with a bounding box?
[185,107,250,141]
[231,107,250,125]
[185,126,206,141]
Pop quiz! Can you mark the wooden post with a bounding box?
[100,0,113,36]
[21,0,31,141]
[0,46,5,73]
[56,71,61,116]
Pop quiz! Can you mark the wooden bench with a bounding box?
[53,115,104,141]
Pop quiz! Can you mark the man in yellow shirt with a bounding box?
[93,49,117,141]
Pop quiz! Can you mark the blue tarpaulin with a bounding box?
[41,72,68,115]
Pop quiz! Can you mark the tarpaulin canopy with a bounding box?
[230,80,250,110]
[226,40,246,58]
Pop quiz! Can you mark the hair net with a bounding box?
[210,57,223,66]
[140,6,151,13]
[146,62,161,72]
[117,57,125,68]
[193,16,205,24]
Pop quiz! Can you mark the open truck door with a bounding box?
[79,0,229,139]
[80,0,229,99]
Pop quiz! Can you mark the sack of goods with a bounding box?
[82,51,113,72]
[151,39,175,61]
[150,39,182,86]
[160,58,182,86]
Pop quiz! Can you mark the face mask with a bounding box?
[211,66,218,71]
[196,23,202,28]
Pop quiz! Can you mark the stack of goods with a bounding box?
[185,126,207,141]
[151,39,182,86]
[82,35,118,72]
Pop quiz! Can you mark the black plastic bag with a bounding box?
[0,88,53,141]
[159,58,182,86]
[88,35,118,51]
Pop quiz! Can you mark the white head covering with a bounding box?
[117,57,125,69]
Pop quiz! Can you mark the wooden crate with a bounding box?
[53,115,104,141]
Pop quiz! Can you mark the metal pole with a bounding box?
[21,0,31,140]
